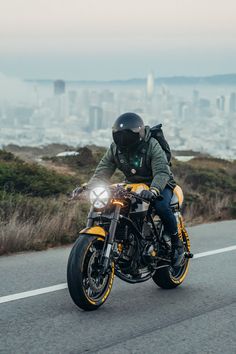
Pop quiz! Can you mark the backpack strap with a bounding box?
[111,142,149,177]
[150,124,172,164]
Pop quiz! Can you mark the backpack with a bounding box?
[112,123,172,177]
[150,124,171,164]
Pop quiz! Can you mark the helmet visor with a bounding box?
[112,126,141,133]
[113,130,140,148]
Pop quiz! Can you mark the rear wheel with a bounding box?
[152,228,190,289]
[67,234,114,311]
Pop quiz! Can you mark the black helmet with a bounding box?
[112,112,145,149]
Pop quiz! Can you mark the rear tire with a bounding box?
[152,228,190,289]
[67,234,114,311]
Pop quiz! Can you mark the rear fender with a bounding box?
[79,226,107,239]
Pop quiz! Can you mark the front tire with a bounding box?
[67,234,114,311]
[152,227,190,289]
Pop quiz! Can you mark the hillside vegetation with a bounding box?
[0,146,235,255]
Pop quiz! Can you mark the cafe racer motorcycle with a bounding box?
[67,183,193,311]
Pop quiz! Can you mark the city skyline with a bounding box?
[0,73,235,160]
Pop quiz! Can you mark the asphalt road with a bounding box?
[0,220,236,354]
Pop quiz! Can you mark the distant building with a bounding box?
[199,98,210,109]
[178,102,191,121]
[146,71,155,99]
[68,90,78,115]
[100,90,114,103]
[54,80,66,95]
[89,106,103,130]
[216,95,225,112]
[53,80,66,122]
[90,90,100,106]
[199,98,211,116]
[192,90,199,106]
[7,105,34,126]
[229,92,236,113]
[53,95,66,122]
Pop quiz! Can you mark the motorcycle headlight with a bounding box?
[89,187,110,209]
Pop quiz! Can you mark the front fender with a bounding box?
[79,226,107,238]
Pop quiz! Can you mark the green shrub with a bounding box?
[0,149,19,162]
[184,169,236,193]
[0,159,77,197]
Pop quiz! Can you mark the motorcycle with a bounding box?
[67,183,193,311]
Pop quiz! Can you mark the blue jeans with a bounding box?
[153,186,177,235]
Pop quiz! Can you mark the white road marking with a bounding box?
[0,283,67,304]
[0,245,236,305]
[194,245,236,259]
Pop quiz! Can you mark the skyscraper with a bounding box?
[68,90,78,116]
[192,90,199,107]
[89,106,103,130]
[146,71,155,99]
[54,80,66,95]
[53,80,66,122]
[229,92,236,113]
[216,96,225,112]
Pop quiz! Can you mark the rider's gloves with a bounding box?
[140,188,160,201]
[71,183,88,199]
[71,186,83,199]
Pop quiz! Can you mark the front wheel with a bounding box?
[67,234,114,311]
[152,227,190,289]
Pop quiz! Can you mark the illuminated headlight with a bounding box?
[89,187,110,209]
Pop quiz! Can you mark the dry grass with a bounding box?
[40,160,77,176]
[0,198,89,255]
[177,177,235,225]
[0,147,235,255]
[183,194,231,225]
[0,191,233,255]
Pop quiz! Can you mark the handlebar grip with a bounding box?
[131,191,163,203]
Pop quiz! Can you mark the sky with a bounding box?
[0,0,236,80]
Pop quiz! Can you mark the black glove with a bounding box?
[71,183,87,199]
[140,189,159,202]
[71,186,84,199]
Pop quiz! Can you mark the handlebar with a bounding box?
[111,185,163,203]
[69,184,163,203]
[128,190,163,202]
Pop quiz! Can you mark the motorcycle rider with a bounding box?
[88,112,184,266]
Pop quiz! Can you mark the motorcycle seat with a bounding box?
[170,185,184,207]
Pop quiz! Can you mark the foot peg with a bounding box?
[185,252,194,259]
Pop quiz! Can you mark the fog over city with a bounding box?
[0,0,235,158]
[0,72,235,159]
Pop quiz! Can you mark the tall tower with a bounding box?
[89,106,103,130]
[53,80,66,122]
[146,71,155,99]
[229,92,236,113]
[54,80,65,95]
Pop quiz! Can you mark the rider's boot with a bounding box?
[171,233,185,267]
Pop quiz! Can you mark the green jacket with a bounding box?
[89,126,176,192]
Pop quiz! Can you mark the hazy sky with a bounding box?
[0,0,236,80]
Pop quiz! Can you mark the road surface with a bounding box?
[0,220,236,354]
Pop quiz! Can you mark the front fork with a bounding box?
[100,205,121,274]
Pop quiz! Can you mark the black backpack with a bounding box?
[150,124,171,164]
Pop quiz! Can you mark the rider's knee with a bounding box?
[154,200,170,216]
